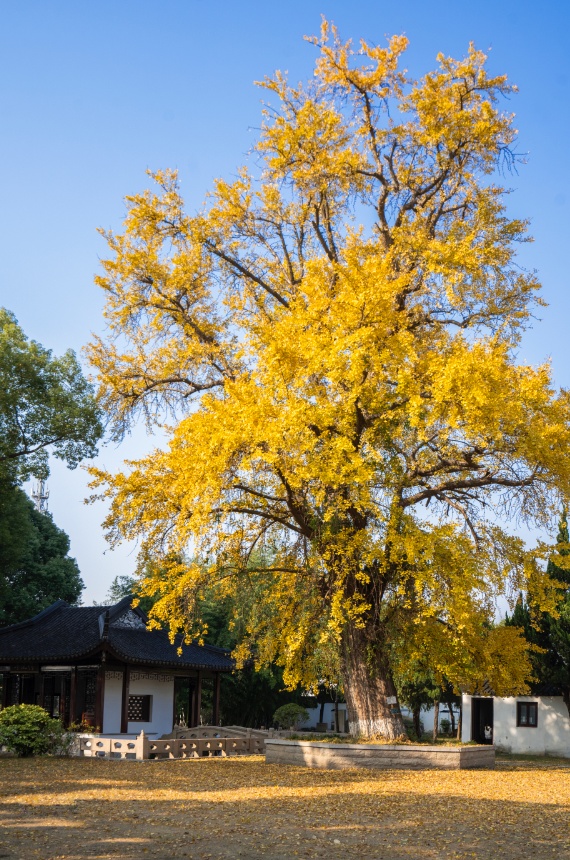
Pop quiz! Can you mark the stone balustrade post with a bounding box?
[135,730,150,761]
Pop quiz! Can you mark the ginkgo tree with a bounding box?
[89,22,570,738]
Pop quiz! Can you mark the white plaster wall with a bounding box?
[462,694,570,756]
[494,697,570,756]
[101,672,175,736]
[461,694,472,744]
[298,703,347,730]
[102,675,122,734]
[127,675,175,737]
[401,704,460,733]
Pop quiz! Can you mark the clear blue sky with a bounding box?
[1,0,569,603]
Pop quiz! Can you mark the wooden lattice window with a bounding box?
[128,695,152,722]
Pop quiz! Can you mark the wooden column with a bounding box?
[188,679,195,728]
[212,673,221,726]
[120,666,130,733]
[192,671,202,727]
[95,666,106,733]
[38,672,45,711]
[69,667,78,727]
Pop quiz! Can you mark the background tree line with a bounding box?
[0,308,102,626]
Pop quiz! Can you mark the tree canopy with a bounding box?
[507,512,570,714]
[0,310,100,625]
[0,308,102,483]
[89,23,570,737]
[0,483,84,626]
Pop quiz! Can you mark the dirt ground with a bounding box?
[0,755,569,860]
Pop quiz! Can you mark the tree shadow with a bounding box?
[0,758,567,859]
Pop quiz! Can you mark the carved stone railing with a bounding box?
[168,724,275,740]
[77,735,143,760]
[77,731,265,760]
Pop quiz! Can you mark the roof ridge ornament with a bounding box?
[112,608,147,630]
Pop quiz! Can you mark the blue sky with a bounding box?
[1,0,569,603]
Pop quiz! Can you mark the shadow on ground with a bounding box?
[0,756,568,860]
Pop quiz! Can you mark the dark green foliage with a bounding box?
[396,667,440,740]
[0,704,69,757]
[273,703,310,729]
[219,666,311,728]
[0,311,101,626]
[104,574,155,614]
[396,667,460,740]
[506,512,570,714]
[0,483,83,626]
[0,308,102,484]
[201,595,311,727]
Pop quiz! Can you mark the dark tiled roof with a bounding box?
[0,598,233,671]
[529,683,564,697]
[108,627,232,669]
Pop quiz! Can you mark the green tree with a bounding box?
[103,574,155,614]
[200,593,312,727]
[0,483,84,626]
[507,512,570,716]
[0,310,101,625]
[396,667,439,740]
[0,308,102,484]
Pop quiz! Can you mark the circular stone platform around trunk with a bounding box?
[265,739,495,770]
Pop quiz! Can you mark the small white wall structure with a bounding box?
[462,693,570,756]
[298,703,348,731]
[102,673,123,733]
[128,672,175,736]
[401,704,460,733]
[102,670,175,737]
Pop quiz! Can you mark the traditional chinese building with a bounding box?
[0,596,233,737]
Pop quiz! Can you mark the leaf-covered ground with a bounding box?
[0,755,568,859]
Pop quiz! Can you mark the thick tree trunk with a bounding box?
[341,622,406,739]
[456,703,462,740]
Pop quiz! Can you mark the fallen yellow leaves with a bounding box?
[0,756,568,859]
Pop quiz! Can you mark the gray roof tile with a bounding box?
[0,598,233,671]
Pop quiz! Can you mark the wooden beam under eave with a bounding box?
[68,667,78,727]
[95,665,106,733]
